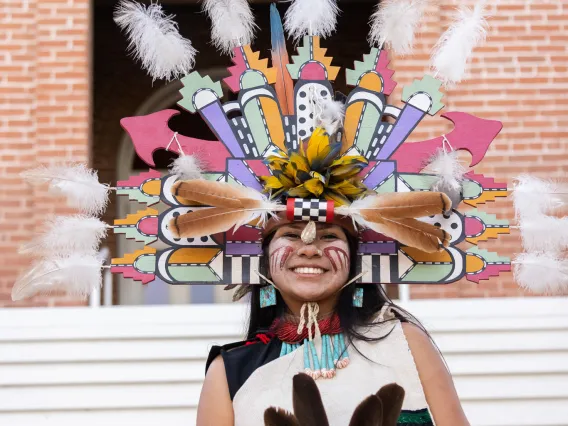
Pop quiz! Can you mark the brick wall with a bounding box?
[0,0,90,307]
[2,0,566,307]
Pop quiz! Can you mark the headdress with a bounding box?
[11,0,568,301]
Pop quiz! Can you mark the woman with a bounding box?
[197,217,470,425]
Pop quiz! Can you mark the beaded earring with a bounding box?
[260,285,277,308]
[353,287,364,308]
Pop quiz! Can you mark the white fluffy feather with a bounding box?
[425,148,466,209]
[202,0,256,55]
[114,0,196,81]
[512,175,567,219]
[316,99,345,135]
[21,164,110,216]
[20,216,109,257]
[11,255,103,301]
[369,0,429,55]
[514,252,568,295]
[284,0,340,41]
[431,1,488,86]
[169,154,203,180]
[519,216,568,252]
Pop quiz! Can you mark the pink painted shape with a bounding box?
[467,263,511,284]
[138,216,158,236]
[223,46,247,93]
[375,50,396,95]
[116,169,162,189]
[227,225,261,242]
[300,62,327,80]
[246,160,270,179]
[120,109,231,171]
[392,112,503,173]
[465,171,507,190]
[361,161,377,178]
[360,229,396,242]
[465,216,484,238]
[111,266,155,285]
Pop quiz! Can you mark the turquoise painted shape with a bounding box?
[287,36,312,79]
[178,72,223,113]
[114,227,157,245]
[244,99,270,155]
[117,188,158,206]
[169,266,220,282]
[355,104,381,154]
[402,264,453,283]
[402,75,444,115]
[346,48,380,86]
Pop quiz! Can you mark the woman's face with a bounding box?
[267,223,351,304]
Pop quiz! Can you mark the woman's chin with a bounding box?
[286,279,337,303]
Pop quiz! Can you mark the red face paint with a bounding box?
[270,246,294,272]
[323,247,350,273]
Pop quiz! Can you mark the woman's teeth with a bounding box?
[292,267,325,275]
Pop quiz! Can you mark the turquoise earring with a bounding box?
[353,287,364,308]
[260,285,277,308]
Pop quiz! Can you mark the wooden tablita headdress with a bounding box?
[12,0,568,300]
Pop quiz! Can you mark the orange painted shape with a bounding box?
[466,227,510,245]
[244,45,277,84]
[115,207,158,226]
[359,73,383,92]
[259,97,286,151]
[142,179,161,197]
[464,190,508,207]
[312,37,340,81]
[112,246,156,265]
[342,102,364,154]
[169,248,221,265]
[466,253,485,274]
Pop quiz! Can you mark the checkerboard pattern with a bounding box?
[292,199,330,222]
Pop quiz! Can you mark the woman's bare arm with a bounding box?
[196,355,234,426]
[402,322,470,426]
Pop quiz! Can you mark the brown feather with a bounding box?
[264,407,300,426]
[292,373,329,426]
[376,384,405,426]
[353,192,451,220]
[170,207,254,239]
[232,285,253,302]
[172,180,263,209]
[348,394,383,426]
[371,217,449,253]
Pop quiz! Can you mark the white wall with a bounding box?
[1,297,567,426]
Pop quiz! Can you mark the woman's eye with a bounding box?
[284,233,300,239]
[322,234,338,240]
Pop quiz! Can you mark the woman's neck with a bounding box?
[280,295,338,320]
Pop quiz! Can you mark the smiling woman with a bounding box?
[198,215,470,426]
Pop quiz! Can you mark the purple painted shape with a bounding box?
[138,216,158,236]
[226,242,263,256]
[467,263,511,283]
[228,160,264,192]
[465,216,484,238]
[377,104,425,161]
[363,161,396,189]
[359,242,397,255]
[202,102,245,158]
[300,62,327,80]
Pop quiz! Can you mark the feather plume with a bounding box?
[431,1,488,86]
[114,0,196,81]
[284,0,340,41]
[11,255,103,301]
[202,0,257,55]
[264,407,300,426]
[317,99,345,136]
[376,383,405,426]
[512,175,568,218]
[425,148,467,210]
[20,216,109,257]
[348,394,383,426]
[292,373,329,426]
[271,4,294,115]
[337,192,451,220]
[518,216,568,253]
[369,0,429,55]
[169,154,203,180]
[514,252,568,295]
[172,179,278,209]
[21,164,110,216]
[170,206,273,239]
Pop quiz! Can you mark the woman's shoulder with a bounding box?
[205,333,282,400]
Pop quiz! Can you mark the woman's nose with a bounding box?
[296,244,323,258]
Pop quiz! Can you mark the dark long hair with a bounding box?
[246,231,429,347]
